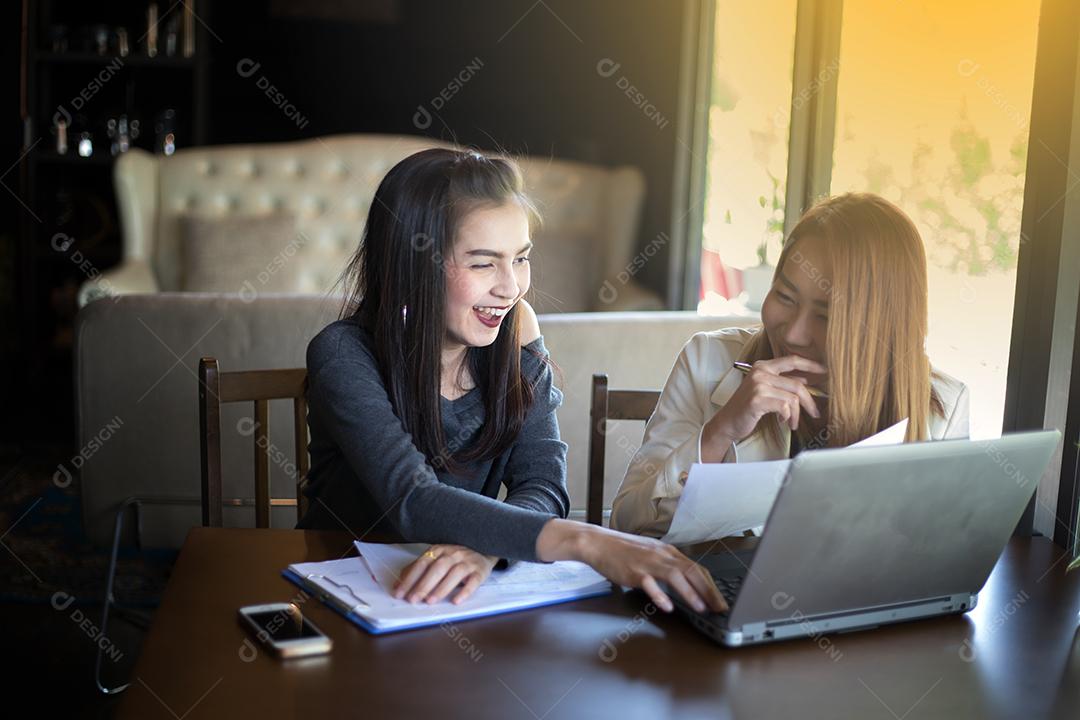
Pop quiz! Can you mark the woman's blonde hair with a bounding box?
[739,192,944,448]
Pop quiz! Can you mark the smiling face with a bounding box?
[443,202,532,351]
[760,234,832,384]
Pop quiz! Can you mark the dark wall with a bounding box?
[0,0,688,448]
[2,1,23,453]
[1,0,689,314]
[205,0,688,300]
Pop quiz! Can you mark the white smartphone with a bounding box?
[238,603,332,658]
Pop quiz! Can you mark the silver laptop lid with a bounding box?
[727,430,1061,628]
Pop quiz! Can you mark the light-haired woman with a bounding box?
[610,193,970,538]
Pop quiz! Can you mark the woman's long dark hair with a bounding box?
[336,148,541,470]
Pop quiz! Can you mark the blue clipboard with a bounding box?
[281,567,612,635]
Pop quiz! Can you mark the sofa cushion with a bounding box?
[179,212,301,294]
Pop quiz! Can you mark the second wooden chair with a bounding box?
[587,373,661,526]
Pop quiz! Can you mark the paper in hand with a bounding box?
[660,418,909,545]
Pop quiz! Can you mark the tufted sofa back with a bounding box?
[114,134,651,312]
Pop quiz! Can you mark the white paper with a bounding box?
[660,418,909,546]
[286,542,610,632]
[851,417,908,447]
[354,541,609,596]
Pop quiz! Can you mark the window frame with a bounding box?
[1007,0,1080,543]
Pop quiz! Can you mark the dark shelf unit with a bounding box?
[17,0,212,449]
[35,50,198,67]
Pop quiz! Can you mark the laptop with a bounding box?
[671,429,1061,647]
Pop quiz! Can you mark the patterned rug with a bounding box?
[0,453,177,608]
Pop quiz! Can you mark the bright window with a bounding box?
[698,0,798,316]
[830,0,1041,438]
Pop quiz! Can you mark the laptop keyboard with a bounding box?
[715,574,745,606]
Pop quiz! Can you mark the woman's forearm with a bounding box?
[535,517,654,566]
[535,518,593,564]
[700,427,736,463]
[700,414,737,463]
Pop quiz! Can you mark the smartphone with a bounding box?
[238,603,332,658]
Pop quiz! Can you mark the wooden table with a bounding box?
[114,528,1080,719]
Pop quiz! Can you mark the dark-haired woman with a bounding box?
[297,148,725,614]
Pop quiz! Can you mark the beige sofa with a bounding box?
[70,133,734,548]
[77,133,663,313]
[74,296,753,548]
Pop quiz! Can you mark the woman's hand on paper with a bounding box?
[392,545,499,605]
[704,356,825,452]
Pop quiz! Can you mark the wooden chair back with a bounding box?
[198,357,309,528]
[587,373,661,525]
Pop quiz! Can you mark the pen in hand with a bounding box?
[733,360,828,399]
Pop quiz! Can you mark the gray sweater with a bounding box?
[296,316,570,561]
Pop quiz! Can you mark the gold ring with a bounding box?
[422,549,438,560]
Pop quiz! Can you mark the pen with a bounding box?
[733,361,829,399]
